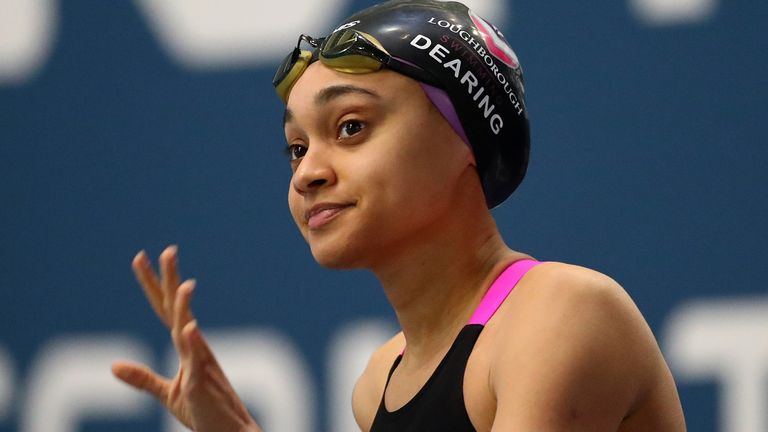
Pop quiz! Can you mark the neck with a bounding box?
[370,205,523,363]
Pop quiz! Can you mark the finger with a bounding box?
[159,245,179,314]
[173,279,196,339]
[111,360,170,402]
[179,325,256,426]
[132,250,170,328]
[183,320,215,367]
[177,320,200,388]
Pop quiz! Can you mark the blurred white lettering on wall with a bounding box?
[0,0,57,85]
[133,0,347,69]
[4,325,388,431]
[2,309,764,430]
[631,0,717,25]
[663,297,768,432]
[162,328,317,432]
[19,336,153,432]
[0,0,721,85]
[133,0,506,69]
[0,347,14,419]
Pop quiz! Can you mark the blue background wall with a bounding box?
[1,1,766,431]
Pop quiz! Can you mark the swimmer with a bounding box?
[112,1,687,430]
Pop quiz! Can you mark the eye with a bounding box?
[338,119,365,139]
[286,144,308,161]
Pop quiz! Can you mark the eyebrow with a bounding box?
[315,84,380,106]
[283,84,380,126]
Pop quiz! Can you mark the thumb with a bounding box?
[111,361,170,402]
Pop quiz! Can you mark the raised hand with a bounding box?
[111,246,261,432]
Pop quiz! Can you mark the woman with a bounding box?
[112,1,686,430]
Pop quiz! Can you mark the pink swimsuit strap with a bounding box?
[468,259,540,325]
[400,259,541,355]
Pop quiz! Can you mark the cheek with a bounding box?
[351,137,453,223]
[384,128,462,199]
[351,147,421,207]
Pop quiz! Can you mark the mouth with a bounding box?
[305,202,354,230]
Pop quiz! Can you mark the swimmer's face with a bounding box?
[284,62,474,269]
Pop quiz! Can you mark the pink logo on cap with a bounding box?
[469,10,519,69]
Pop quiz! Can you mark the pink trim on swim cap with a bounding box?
[418,82,471,147]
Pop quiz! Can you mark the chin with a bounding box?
[310,246,361,270]
[307,230,371,270]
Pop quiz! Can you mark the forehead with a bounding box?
[284,62,422,117]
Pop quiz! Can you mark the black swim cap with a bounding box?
[302,0,530,208]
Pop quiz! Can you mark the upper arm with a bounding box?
[352,332,404,432]
[490,264,661,431]
[351,371,375,432]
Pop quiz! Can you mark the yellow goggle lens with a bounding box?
[276,50,312,103]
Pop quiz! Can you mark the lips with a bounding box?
[305,202,354,229]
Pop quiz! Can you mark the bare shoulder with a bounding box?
[351,331,405,432]
[516,261,629,302]
[502,261,646,334]
[494,262,648,351]
[488,261,684,430]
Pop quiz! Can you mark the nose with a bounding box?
[291,145,337,194]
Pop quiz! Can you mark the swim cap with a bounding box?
[294,0,530,208]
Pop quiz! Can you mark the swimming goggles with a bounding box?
[273,29,443,103]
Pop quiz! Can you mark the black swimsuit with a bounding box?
[370,260,540,431]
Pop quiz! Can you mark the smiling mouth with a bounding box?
[306,204,353,230]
